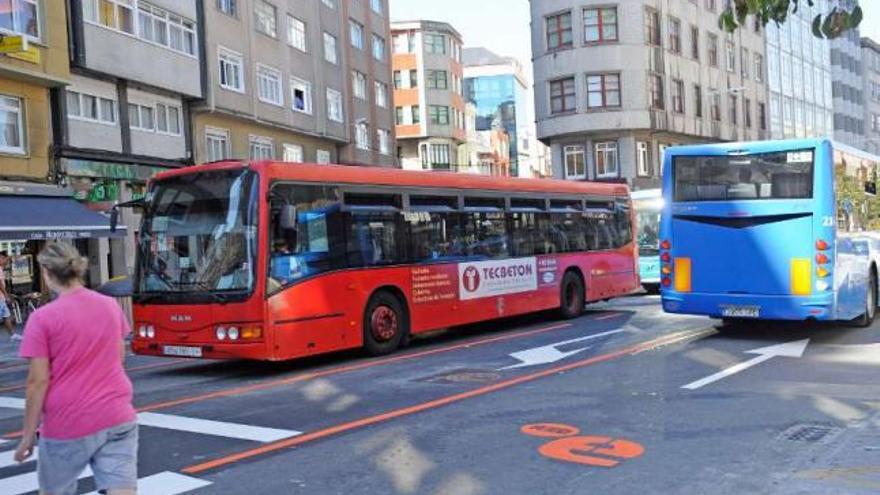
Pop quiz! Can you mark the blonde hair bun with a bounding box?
[37,241,88,285]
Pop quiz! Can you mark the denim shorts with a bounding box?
[39,421,138,495]
[0,299,9,319]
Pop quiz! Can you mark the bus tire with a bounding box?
[559,271,585,319]
[855,269,877,328]
[363,291,407,356]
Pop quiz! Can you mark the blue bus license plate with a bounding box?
[721,306,760,318]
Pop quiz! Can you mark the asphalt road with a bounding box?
[2,295,880,494]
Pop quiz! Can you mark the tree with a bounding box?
[720,0,863,39]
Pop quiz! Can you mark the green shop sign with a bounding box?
[63,159,168,182]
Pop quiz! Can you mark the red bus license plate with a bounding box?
[163,346,203,358]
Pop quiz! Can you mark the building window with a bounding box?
[740,48,749,79]
[287,16,306,51]
[205,127,230,162]
[645,8,660,46]
[323,32,337,64]
[0,95,24,154]
[550,77,576,114]
[594,141,618,178]
[67,91,117,125]
[283,143,304,162]
[352,71,367,99]
[254,1,276,37]
[637,142,650,177]
[754,54,764,82]
[392,70,402,89]
[128,103,154,131]
[563,145,585,179]
[694,84,703,118]
[290,77,312,114]
[690,25,699,60]
[586,73,620,109]
[707,33,718,67]
[671,79,684,113]
[729,95,738,125]
[349,19,364,49]
[412,105,420,124]
[155,103,181,134]
[217,0,236,17]
[317,149,331,164]
[758,102,767,130]
[545,11,573,51]
[649,74,664,110]
[392,33,409,54]
[372,34,386,61]
[321,0,335,9]
[375,82,388,108]
[705,0,716,11]
[256,64,283,106]
[744,97,752,128]
[725,39,735,72]
[371,0,383,15]
[409,70,418,88]
[218,47,244,92]
[249,135,274,160]
[136,2,198,56]
[583,7,617,43]
[427,143,450,168]
[326,88,344,122]
[424,33,446,54]
[377,129,390,154]
[429,105,450,125]
[710,92,721,121]
[83,0,131,35]
[668,17,681,54]
[355,122,370,150]
[395,106,404,125]
[426,70,448,90]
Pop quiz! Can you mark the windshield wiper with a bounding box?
[173,281,230,304]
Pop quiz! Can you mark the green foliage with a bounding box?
[719,0,863,39]
[836,165,880,231]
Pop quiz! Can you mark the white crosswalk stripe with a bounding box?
[137,412,300,442]
[85,471,212,494]
[0,464,93,495]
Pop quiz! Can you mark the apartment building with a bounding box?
[863,37,880,155]
[391,20,466,171]
[830,16,865,149]
[764,0,833,141]
[530,0,766,189]
[56,0,203,283]
[194,0,395,167]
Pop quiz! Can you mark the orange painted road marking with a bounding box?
[538,436,644,467]
[182,328,710,475]
[520,423,581,438]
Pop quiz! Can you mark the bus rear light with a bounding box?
[661,265,672,275]
[660,252,671,263]
[790,259,811,296]
[216,327,227,341]
[816,239,830,251]
[674,258,692,292]
[816,267,830,278]
[661,277,672,287]
[660,240,671,250]
[816,280,830,292]
[815,253,829,265]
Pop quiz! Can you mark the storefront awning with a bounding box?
[0,195,125,241]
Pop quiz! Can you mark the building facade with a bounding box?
[829,0,864,148]
[863,37,880,156]
[764,1,834,142]
[195,0,395,167]
[463,47,529,177]
[391,20,466,171]
[530,0,767,189]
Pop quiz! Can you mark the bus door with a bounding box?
[668,149,816,296]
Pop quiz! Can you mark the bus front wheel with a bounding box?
[855,270,877,328]
[363,292,408,356]
[559,271,585,319]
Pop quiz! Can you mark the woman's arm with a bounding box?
[15,357,49,462]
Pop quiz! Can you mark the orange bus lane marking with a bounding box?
[520,423,581,438]
[181,327,712,475]
[538,435,644,468]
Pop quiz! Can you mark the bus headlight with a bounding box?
[216,327,227,341]
[146,326,155,339]
[227,327,240,341]
[138,325,147,338]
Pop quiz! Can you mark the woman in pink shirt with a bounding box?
[14,242,138,494]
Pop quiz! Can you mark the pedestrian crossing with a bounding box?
[0,395,304,494]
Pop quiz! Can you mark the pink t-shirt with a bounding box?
[20,287,135,440]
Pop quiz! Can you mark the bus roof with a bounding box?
[664,138,880,162]
[153,161,631,197]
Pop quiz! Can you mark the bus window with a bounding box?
[615,200,633,248]
[268,184,345,291]
[510,212,543,256]
[346,212,402,266]
[406,211,457,262]
[456,212,508,259]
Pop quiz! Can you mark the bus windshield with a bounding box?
[137,169,258,299]
[673,150,814,202]
[635,206,660,256]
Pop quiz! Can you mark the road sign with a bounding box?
[0,34,26,54]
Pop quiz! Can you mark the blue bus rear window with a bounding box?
[673,150,814,202]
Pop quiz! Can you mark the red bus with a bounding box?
[128,161,639,361]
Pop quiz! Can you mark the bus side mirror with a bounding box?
[280,204,298,231]
[866,182,877,196]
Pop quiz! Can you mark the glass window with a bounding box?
[218,47,244,92]
[671,79,684,113]
[694,84,703,118]
[725,40,736,72]
[377,129,390,154]
[249,135,273,160]
[257,64,284,106]
[254,1,276,37]
[594,141,618,178]
[564,145,585,179]
[355,122,370,150]
[545,11,572,51]
[291,77,312,114]
[326,88,344,122]
[349,19,364,49]
[550,77,576,114]
[372,34,386,61]
[583,7,617,43]
[425,33,446,54]
[586,73,620,109]
[283,143,304,162]
[352,71,367,99]
[429,105,450,125]
[690,25,700,59]
[371,0,383,15]
[426,70,448,90]
[206,128,230,162]
[707,33,718,67]
[0,95,25,154]
[375,82,388,108]
[287,16,306,51]
[637,141,650,176]
[66,91,81,118]
[217,0,236,16]
[323,32,337,64]
[650,74,664,109]
[644,8,660,46]
[668,17,681,54]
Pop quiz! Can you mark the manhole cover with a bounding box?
[779,423,841,444]
[420,369,501,384]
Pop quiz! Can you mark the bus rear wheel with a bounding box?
[855,270,877,328]
[559,271,585,319]
[363,292,407,356]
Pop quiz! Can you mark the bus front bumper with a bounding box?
[660,291,835,321]
[132,339,272,360]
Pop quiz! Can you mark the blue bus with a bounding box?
[632,189,662,292]
[660,139,880,326]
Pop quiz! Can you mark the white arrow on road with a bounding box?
[681,339,810,390]
[498,329,626,370]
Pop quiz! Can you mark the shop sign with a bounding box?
[0,34,27,53]
[63,159,167,182]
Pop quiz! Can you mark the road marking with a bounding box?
[682,339,810,390]
[0,465,92,495]
[183,327,713,474]
[0,446,35,469]
[538,435,644,467]
[84,471,212,495]
[137,412,301,443]
[498,329,626,370]
[520,423,581,438]
[0,397,24,409]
